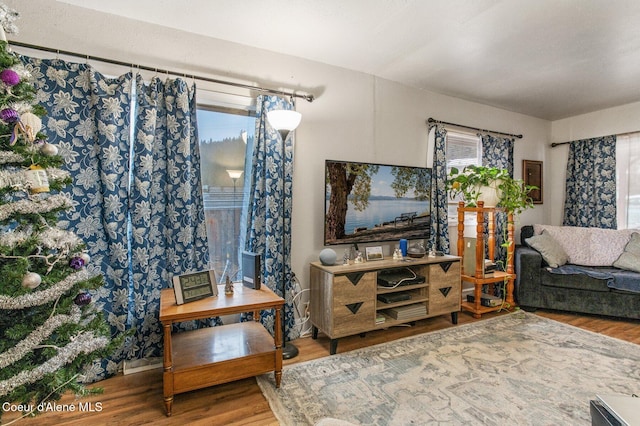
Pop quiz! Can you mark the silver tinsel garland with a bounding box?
[0,167,71,192]
[39,227,82,250]
[0,225,30,247]
[0,269,89,310]
[0,151,25,164]
[0,332,109,398]
[0,305,81,369]
[0,193,70,221]
[0,3,19,35]
[0,226,81,251]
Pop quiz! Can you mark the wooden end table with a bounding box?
[159,283,284,416]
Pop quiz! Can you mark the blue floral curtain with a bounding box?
[132,76,213,344]
[481,134,514,266]
[23,56,212,380]
[22,56,133,380]
[563,135,617,228]
[428,124,450,253]
[243,95,297,340]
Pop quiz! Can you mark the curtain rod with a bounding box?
[8,40,315,103]
[550,130,638,148]
[426,117,523,139]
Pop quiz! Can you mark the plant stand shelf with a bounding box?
[457,201,516,318]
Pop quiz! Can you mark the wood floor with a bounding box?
[3,309,639,426]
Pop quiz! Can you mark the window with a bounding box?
[197,106,255,282]
[446,131,481,220]
[616,132,640,229]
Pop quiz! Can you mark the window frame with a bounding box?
[445,130,482,224]
[196,101,256,283]
[616,132,640,229]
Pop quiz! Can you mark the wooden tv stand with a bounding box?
[309,255,461,355]
[159,283,284,416]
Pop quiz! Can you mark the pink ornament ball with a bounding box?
[0,69,20,86]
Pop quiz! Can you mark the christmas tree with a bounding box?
[0,5,118,420]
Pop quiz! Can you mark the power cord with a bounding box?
[382,267,418,290]
[290,273,312,338]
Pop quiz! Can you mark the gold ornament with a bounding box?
[24,165,49,193]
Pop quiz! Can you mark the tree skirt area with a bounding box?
[257,312,639,425]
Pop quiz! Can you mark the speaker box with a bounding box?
[242,251,261,290]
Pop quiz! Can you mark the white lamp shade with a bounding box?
[267,110,302,132]
[226,169,244,179]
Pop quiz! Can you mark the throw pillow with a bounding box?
[589,228,637,266]
[525,231,569,268]
[532,225,591,265]
[613,232,640,273]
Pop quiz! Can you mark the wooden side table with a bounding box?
[159,283,284,416]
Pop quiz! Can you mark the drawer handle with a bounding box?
[439,262,453,273]
[439,287,452,297]
[346,302,364,314]
[345,272,365,285]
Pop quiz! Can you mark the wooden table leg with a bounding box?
[274,307,282,388]
[162,323,174,416]
[163,396,173,417]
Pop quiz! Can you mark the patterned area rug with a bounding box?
[257,312,640,425]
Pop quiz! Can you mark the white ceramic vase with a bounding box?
[475,181,502,207]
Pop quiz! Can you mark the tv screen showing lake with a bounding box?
[334,197,430,235]
[323,160,432,245]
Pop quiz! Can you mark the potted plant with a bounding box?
[446,165,537,214]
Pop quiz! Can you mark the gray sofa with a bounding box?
[514,225,640,320]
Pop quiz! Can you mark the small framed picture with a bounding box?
[365,246,384,261]
[172,270,218,305]
[523,160,543,204]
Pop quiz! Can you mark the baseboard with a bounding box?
[123,357,162,375]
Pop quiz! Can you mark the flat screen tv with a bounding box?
[324,159,432,246]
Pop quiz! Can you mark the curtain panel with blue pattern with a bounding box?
[428,124,451,254]
[481,134,515,267]
[243,95,297,341]
[563,135,617,229]
[22,56,210,381]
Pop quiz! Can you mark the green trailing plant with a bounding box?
[448,165,538,313]
[446,165,538,215]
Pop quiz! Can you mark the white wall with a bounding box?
[7,0,549,291]
[548,101,640,225]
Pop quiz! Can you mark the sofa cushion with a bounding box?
[614,232,640,273]
[525,231,568,268]
[533,225,637,266]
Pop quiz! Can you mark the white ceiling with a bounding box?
[57,0,640,120]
